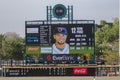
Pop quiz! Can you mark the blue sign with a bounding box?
[26,36,39,44]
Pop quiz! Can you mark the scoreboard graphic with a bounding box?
[25,21,95,63]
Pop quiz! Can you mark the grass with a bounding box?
[0,77,120,80]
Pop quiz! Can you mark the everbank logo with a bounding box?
[73,68,88,75]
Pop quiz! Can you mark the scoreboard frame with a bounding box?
[25,20,95,64]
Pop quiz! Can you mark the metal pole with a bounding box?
[46,6,48,21]
[68,5,69,23]
[71,5,73,21]
[10,58,12,67]
[50,6,52,21]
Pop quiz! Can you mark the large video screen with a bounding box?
[26,24,94,55]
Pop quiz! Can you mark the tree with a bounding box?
[100,20,106,26]
[103,50,119,65]
[0,34,4,67]
[95,18,119,64]
[4,32,20,40]
[2,32,25,60]
[0,34,4,55]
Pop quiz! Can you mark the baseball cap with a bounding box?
[53,27,67,34]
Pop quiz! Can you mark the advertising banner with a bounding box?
[44,54,77,63]
[26,46,40,54]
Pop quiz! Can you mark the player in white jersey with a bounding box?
[52,27,69,54]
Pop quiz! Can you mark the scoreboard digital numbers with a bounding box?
[25,21,95,63]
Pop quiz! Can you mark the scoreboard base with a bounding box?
[3,65,96,77]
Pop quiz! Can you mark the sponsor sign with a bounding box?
[26,36,39,44]
[26,46,40,54]
[44,54,77,63]
[41,47,52,53]
[73,68,88,75]
[27,28,39,33]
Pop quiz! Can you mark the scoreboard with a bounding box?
[25,20,95,63]
[5,67,95,76]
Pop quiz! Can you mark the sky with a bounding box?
[0,0,119,37]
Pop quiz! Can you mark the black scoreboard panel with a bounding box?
[6,67,95,76]
[25,23,95,64]
[26,24,94,54]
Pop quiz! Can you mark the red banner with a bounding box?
[73,68,88,75]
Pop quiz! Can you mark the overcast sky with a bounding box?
[0,0,119,37]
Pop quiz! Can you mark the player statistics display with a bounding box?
[26,24,94,55]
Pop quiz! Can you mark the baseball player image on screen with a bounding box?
[52,27,69,54]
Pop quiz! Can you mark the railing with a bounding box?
[95,65,120,76]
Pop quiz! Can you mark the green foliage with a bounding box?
[95,18,119,64]
[0,34,4,42]
[0,34,4,58]
[3,38,25,60]
[1,32,25,60]
[102,50,119,65]
[100,20,106,25]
